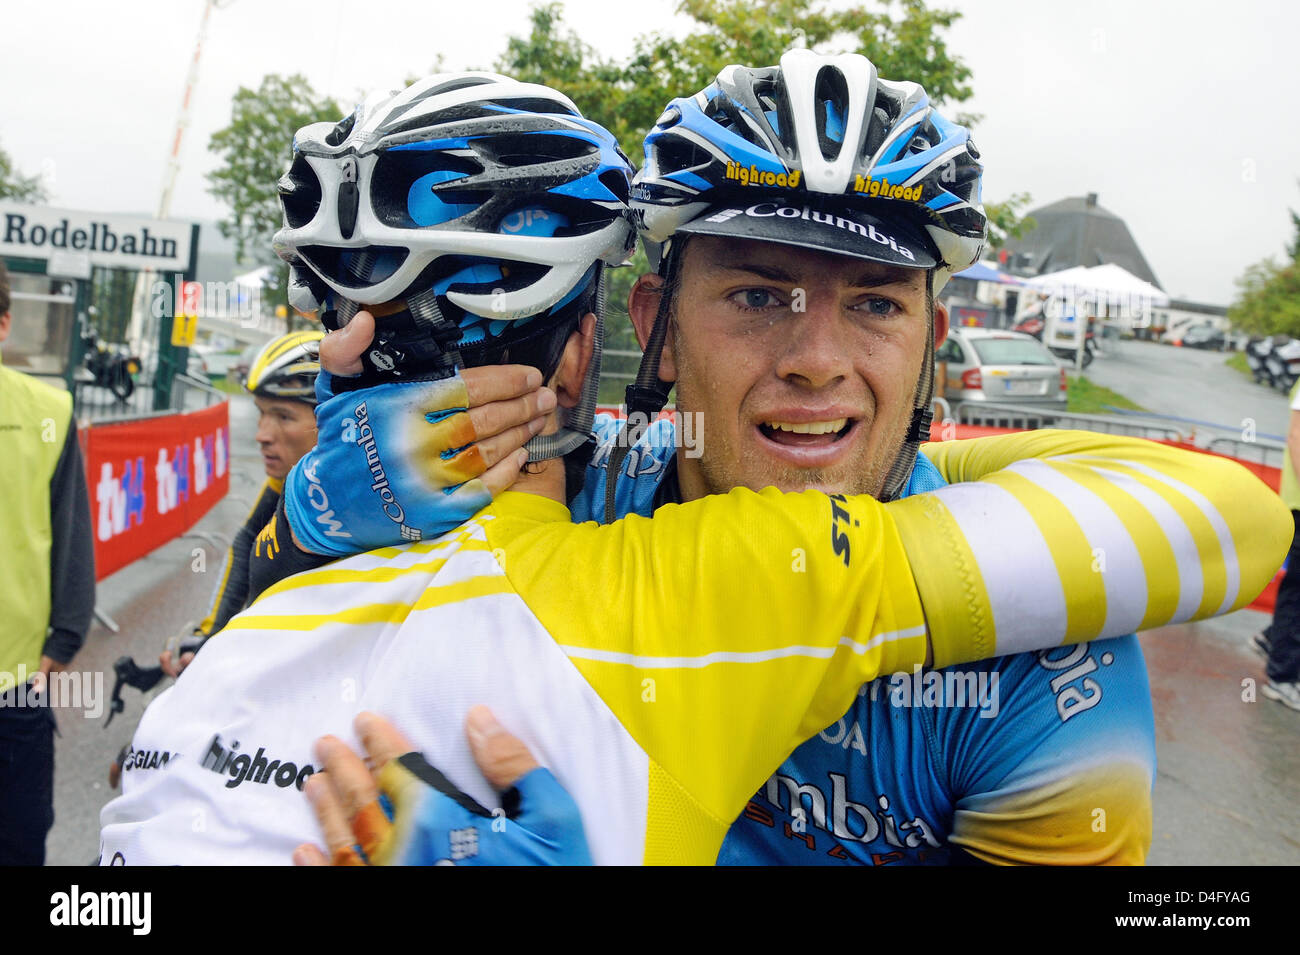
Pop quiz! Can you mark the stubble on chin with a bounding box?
[692,427,899,500]
[677,382,905,502]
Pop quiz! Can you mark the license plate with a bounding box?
[1005,379,1040,395]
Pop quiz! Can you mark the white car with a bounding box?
[937,328,1068,406]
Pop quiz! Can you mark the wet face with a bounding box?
[253,396,317,480]
[642,236,946,500]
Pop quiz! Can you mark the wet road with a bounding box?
[1085,339,1291,441]
[1142,611,1300,865]
[46,384,1300,866]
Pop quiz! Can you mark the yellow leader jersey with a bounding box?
[99,431,1289,865]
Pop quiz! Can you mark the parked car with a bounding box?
[937,328,1068,407]
[1178,325,1227,350]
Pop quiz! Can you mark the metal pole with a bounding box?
[127,0,224,349]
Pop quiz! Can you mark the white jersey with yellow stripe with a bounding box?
[98,431,1289,865]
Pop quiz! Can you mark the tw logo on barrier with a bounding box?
[96,458,145,542]
[156,427,229,516]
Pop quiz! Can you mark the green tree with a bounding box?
[207,74,342,325]
[0,139,48,202]
[1228,257,1300,338]
[984,192,1035,251]
[1228,186,1300,338]
[499,0,974,167]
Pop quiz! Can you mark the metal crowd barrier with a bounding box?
[954,403,1191,443]
[1205,436,1287,470]
[952,402,1288,469]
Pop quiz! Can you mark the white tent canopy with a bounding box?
[1024,263,1169,305]
[1022,263,1168,328]
[1023,265,1094,290]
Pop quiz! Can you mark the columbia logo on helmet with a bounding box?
[715,203,918,261]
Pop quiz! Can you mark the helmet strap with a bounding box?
[602,243,680,522]
[525,264,606,464]
[879,273,936,501]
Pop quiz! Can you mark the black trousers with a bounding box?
[1265,510,1300,683]
[0,690,56,865]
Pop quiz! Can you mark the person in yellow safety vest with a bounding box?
[0,259,95,865]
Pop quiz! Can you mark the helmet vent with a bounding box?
[599,169,630,203]
[704,96,764,148]
[473,132,595,167]
[371,150,483,226]
[300,245,408,289]
[653,138,712,177]
[863,105,891,157]
[491,96,581,118]
[812,67,850,161]
[281,154,322,229]
[324,110,357,147]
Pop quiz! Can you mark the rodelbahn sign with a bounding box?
[0,202,193,272]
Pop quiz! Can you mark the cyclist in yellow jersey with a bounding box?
[98,68,1290,865]
[290,54,1295,866]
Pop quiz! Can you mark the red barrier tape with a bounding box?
[83,402,231,581]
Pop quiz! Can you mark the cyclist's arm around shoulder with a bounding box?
[898,430,1290,662]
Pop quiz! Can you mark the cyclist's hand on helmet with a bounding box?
[294,707,591,866]
[284,310,555,556]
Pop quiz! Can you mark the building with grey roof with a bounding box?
[1000,193,1163,290]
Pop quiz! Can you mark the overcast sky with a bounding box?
[3,0,1298,304]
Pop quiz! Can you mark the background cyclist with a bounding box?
[158,329,324,677]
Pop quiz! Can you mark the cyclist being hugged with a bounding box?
[101,66,1288,865]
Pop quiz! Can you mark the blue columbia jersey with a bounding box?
[575,414,1157,865]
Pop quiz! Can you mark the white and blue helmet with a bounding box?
[274,71,634,376]
[273,72,636,460]
[633,49,986,292]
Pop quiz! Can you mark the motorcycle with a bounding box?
[1265,337,1300,393]
[1245,337,1274,385]
[82,327,141,401]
